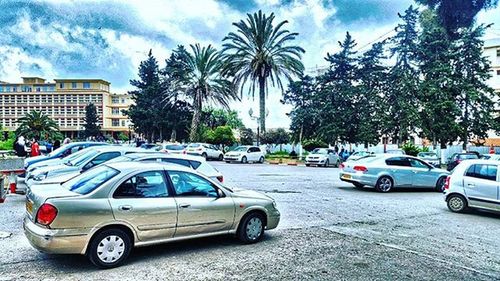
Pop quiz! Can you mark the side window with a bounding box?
[189,161,202,169]
[161,158,191,168]
[409,158,428,169]
[386,157,411,167]
[114,171,169,198]
[139,158,161,162]
[168,171,218,197]
[70,146,82,154]
[465,164,498,181]
[84,152,121,170]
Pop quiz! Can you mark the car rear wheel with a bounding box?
[435,176,446,192]
[87,229,131,269]
[201,153,207,159]
[258,156,264,163]
[375,176,393,192]
[324,159,329,167]
[241,156,248,164]
[238,212,265,244]
[218,154,223,161]
[447,194,467,213]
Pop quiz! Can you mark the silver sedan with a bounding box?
[339,155,449,192]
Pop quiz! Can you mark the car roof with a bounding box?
[95,146,147,153]
[458,159,500,165]
[125,152,205,161]
[105,161,194,173]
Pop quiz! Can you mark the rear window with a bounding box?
[465,164,497,181]
[190,160,202,169]
[195,162,217,176]
[459,154,479,160]
[188,143,201,148]
[62,166,119,194]
[165,145,184,150]
[161,158,191,167]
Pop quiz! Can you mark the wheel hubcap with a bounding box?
[449,197,463,211]
[97,235,125,263]
[246,217,263,241]
[379,178,391,192]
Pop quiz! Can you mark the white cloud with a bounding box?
[0,46,56,82]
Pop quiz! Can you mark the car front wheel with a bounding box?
[375,176,393,192]
[241,156,248,164]
[218,154,223,161]
[435,176,446,192]
[87,228,132,269]
[238,212,265,244]
[447,194,467,213]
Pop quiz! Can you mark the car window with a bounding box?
[63,166,119,195]
[84,152,121,170]
[161,158,191,168]
[409,158,429,168]
[189,160,202,169]
[385,157,411,167]
[465,164,498,181]
[458,154,478,160]
[114,171,169,198]
[138,158,161,162]
[106,155,133,164]
[168,171,218,197]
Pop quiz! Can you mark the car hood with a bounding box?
[40,172,79,185]
[29,158,64,171]
[230,188,273,201]
[25,155,50,166]
[35,164,79,175]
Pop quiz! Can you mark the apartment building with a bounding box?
[0,77,132,138]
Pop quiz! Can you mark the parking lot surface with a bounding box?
[0,162,499,280]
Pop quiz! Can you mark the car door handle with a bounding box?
[179,203,191,208]
[467,183,475,187]
[119,205,133,211]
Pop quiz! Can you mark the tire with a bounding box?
[225,161,231,164]
[218,154,223,161]
[435,176,446,192]
[258,156,265,163]
[201,153,207,159]
[87,228,132,269]
[353,183,364,188]
[237,212,265,244]
[447,194,468,213]
[305,164,310,167]
[375,176,393,193]
[336,160,340,168]
[324,159,329,167]
[241,156,248,164]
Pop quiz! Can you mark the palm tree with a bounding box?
[181,44,239,141]
[16,110,60,140]
[222,10,305,132]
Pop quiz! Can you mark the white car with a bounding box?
[224,146,265,164]
[305,148,340,167]
[186,143,224,160]
[158,143,186,154]
[444,159,500,213]
[346,151,375,161]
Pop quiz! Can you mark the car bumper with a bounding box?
[305,159,326,165]
[224,156,241,161]
[339,171,376,186]
[23,217,89,254]
[266,210,280,230]
[187,152,203,156]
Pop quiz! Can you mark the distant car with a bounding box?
[481,154,500,161]
[158,143,186,154]
[140,143,160,150]
[385,149,405,155]
[346,151,374,161]
[26,146,146,188]
[186,143,224,160]
[417,152,440,167]
[339,155,449,192]
[24,162,280,268]
[224,146,264,164]
[446,153,479,171]
[305,148,340,167]
[444,159,500,214]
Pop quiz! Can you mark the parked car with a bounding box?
[346,151,375,161]
[140,143,160,150]
[158,143,186,154]
[24,162,280,268]
[104,152,224,183]
[224,146,264,164]
[481,154,500,161]
[446,153,479,171]
[305,148,340,167]
[444,159,500,214]
[385,149,406,155]
[186,143,224,160]
[26,146,145,188]
[417,152,441,167]
[339,155,449,192]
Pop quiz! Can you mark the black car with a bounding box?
[446,153,479,171]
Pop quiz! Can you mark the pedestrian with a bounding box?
[15,136,27,157]
[63,137,71,145]
[53,139,61,150]
[31,139,40,157]
[489,145,495,154]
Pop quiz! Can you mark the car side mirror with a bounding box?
[216,188,225,198]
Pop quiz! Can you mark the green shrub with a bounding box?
[302,139,327,152]
[401,141,420,156]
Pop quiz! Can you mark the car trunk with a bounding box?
[25,184,80,222]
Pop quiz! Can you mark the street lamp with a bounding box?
[248,108,269,146]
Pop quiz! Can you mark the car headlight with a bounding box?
[34,172,48,181]
[272,200,278,209]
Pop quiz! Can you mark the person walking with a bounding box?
[53,139,61,150]
[31,139,40,157]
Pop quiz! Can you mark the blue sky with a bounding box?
[1,0,499,128]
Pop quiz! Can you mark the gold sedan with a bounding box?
[24,162,280,268]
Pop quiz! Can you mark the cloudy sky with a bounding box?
[1,0,500,129]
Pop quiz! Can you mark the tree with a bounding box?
[201,108,244,130]
[180,44,239,141]
[204,126,236,152]
[222,10,305,132]
[16,110,60,140]
[261,128,290,151]
[117,132,129,142]
[83,102,101,138]
[239,127,255,145]
[416,0,498,37]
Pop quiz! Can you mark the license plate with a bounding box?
[342,174,352,180]
[26,201,33,214]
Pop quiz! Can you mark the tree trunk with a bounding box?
[259,76,266,133]
[462,96,469,151]
[170,129,177,142]
[190,92,202,142]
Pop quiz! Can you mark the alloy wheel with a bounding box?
[378,177,392,192]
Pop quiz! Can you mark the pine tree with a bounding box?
[83,103,101,138]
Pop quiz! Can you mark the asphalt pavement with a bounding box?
[0,162,499,280]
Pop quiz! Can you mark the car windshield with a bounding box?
[312,148,328,154]
[419,152,437,158]
[165,144,184,150]
[48,144,72,157]
[62,165,119,195]
[233,146,248,152]
[105,155,133,164]
[188,143,201,148]
[62,148,92,162]
[68,150,99,167]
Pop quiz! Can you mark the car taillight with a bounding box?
[353,165,368,173]
[217,175,224,183]
[443,176,451,190]
[183,150,186,154]
[456,159,462,163]
[339,163,345,170]
[36,203,58,226]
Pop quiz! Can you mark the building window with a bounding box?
[49,86,55,92]
[72,82,77,89]
[121,120,126,126]
[497,69,500,75]
[59,83,64,89]
[112,108,120,115]
[112,97,119,104]
[497,48,500,57]
[12,86,17,92]
[112,119,119,127]
[121,98,125,103]
[83,82,91,89]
